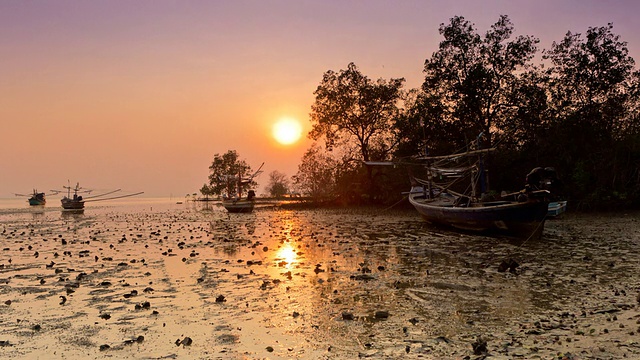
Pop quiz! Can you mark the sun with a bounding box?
[272,118,302,145]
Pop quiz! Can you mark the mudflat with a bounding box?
[0,204,639,359]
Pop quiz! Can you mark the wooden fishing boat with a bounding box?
[411,153,556,237]
[61,182,86,210]
[27,190,46,206]
[14,189,47,206]
[368,141,556,237]
[221,163,263,213]
[56,182,144,210]
[222,192,256,213]
[408,184,550,237]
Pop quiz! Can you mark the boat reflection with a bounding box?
[61,209,84,220]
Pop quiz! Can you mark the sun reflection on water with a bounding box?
[275,242,298,269]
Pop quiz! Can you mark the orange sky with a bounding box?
[1,1,638,197]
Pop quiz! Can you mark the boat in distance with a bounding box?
[222,194,256,213]
[60,182,86,210]
[56,182,144,210]
[221,163,264,213]
[29,190,46,206]
[14,189,47,206]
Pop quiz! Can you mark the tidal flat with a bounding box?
[0,203,639,359]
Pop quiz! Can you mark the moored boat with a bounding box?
[15,189,47,206]
[221,163,263,213]
[61,182,86,210]
[368,139,557,238]
[408,184,550,237]
[28,190,46,206]
[222,192,256,213]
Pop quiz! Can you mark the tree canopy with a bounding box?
[309,62,405,163]
[292,144,337,200]
[206,150,256,198]
[216,15,639,210]
[265,170,290,198]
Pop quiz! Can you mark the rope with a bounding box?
[381,195,409,212]
[501,213,549,267]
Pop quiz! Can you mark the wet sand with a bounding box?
[1,203,639,359]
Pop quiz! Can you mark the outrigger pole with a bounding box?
[83,189,122,199]
[83,192,144,203]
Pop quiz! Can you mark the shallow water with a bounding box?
[1,201,639,359]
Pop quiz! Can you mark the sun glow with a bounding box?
[272,118,302,145]
[276,243,298,268]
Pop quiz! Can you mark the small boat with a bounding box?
[547,200,567,217]
[221,163,263,213]
[28,190,46,206]
[222,191,256,213]
[55,182,144,210]
[61,182,86,210]
[15,189,47,206]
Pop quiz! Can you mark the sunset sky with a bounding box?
[2,0,639,197]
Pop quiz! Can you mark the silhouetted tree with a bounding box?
[310,62,405,161]
[309,62,405,200]
[418,15,539,149]
[292,144,337,200]
[541,23,639,208]
[265,170,290,198]
[207,150,256,198]
[199,184,215,199]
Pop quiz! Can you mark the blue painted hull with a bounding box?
[28,191,46,206]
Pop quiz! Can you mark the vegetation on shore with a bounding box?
[205,15,640,211]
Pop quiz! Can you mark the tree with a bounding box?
[265,170,290,198]
[292,144,337,200]
[199,184,215,199]
[418,15,539,149]
[544,23,636,136]
[207,150,256,197]
[309,62,405,163]
[309,62,405,201]
[541,23,639,208]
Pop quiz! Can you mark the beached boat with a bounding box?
[408,184,550,237]
[221,163,263,213]
[222,192,256,213]
[370,146,555,238]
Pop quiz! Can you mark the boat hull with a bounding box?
[222,199,255,213]
[29,198,46,206]
[409,190,548,237]
[28,192,46,206]
[61,198,85,210]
